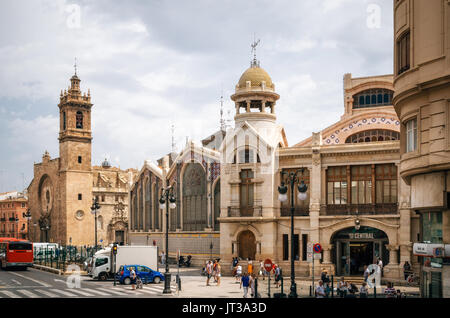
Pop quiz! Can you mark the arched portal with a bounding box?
[331,226,389,276]
[238,230,256,260]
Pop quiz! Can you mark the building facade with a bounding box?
[0,192,29,240]
[393,0,450,297]
[27,73,135,246]
[129,58,419,281]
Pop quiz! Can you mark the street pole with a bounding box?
[289,176,297,298]
[163,188,172,294]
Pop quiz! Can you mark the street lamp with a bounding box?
[23,209,32,240]
[159,185,176,294]
[91,198,101,251]
[278,168,308,298]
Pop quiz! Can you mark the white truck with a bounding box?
[90,245,158,281]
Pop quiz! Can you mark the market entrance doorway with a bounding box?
[331,226,389,276]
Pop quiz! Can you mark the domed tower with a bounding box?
[231,59,280,127]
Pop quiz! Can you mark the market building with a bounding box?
[128,56,418,281]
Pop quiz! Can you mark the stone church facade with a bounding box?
[27,73,136,246]
[129,59,419,280]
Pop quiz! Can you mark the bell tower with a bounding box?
[57,66,94,246]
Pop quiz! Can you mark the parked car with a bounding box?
[116,265,164,285]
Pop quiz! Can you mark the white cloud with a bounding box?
[0,0,394,189]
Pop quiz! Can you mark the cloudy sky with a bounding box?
[0,0,393,192]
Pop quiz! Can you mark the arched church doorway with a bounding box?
[238,230,256,260]
[331,226,389,276]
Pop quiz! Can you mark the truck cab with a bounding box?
[90,247,113,280]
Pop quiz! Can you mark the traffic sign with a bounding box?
[307,242,313,253]
[307,252,313,263]
[313,243,322,253]
[264,259,273,272]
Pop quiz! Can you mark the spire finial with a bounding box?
[251,34,260,68]
[220,86,225,131]
[171,124,176,153]
[74,57,78,76]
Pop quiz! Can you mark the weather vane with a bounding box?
[251,35,260,67]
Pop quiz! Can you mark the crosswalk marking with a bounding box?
[17,289,39,298]
[50,289,79,297]
[0,290,20,298]
[35,289,59,298]
[96,287,129,296]
[85,289,111,296]
[65,289,96,297]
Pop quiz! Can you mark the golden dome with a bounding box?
[237,66,274,89]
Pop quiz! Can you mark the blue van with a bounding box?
[116,265,164,285]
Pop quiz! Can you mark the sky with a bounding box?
[0,0,394,192]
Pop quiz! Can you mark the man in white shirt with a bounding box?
[315,280,326,298]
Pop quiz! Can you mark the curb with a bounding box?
[32,264,89,276]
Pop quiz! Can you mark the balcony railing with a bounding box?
[280,206,309,217]
[227,206,263,217]
[325,203,398,215]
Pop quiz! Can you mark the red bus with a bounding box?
[0,237,33,269]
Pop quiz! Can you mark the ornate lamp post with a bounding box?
[23,209,32,240]
[159,185,177,294]
[278,168,308,298]
[90,198,101,251]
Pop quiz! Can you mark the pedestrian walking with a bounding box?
[240,272,250,298]
[130,267,137,290]
[249,273,256,297]
[315,280,326,298]
[206,260,213,286]
[363,265,370,282]
[236,264,243,282]
[359,282,368,298]
[247,260,253,275]
[274,265,281,288]
[213,259,218,283]
[337,277,348,298]
[377,257,383,277]
[216,260,221,286]
[259,260,264,279]
[403,261,411,281]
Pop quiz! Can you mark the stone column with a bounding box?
[322,245,333,264]
[246,100,250,113]
[387,245,399,265]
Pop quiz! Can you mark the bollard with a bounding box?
[254,278,258,298]
[268,273,271,298]
[176,274,182,291]
[309,285,312,297]
[331,275,334,298]
[374,285,377,298]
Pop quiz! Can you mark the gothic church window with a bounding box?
[76,111,83,129]
[182,163,207,231]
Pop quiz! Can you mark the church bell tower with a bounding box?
[57,66,94,246]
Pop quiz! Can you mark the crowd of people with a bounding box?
[199,256,412,298]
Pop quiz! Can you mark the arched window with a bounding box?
[76,111,83,129]
[238,148,260,164]
[97,215,103,230]
[145,178,152,231]
[213,181,220,231]
[182,163,207,231]
[353,89,394,109]
[63,112,66,130]
[345,129,399,144]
